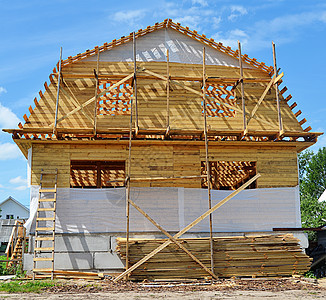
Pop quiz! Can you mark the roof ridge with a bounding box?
[59,19,273,74]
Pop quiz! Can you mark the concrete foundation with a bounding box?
[24,231,309,272]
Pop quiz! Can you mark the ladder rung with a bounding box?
[33,257,53,261]
[39,198,56,202]
[41,171,57,175]
[35,236,54,241]
[33,268,54,272]
[38,208,55,211]
[39,189,56,193]
[36,217,55,221]
[41,179,56,183]
[36,227,55,231]
[35,247,54,251]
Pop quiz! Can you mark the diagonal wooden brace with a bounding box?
[128,199,218,279]
[114,173,261,282]
[247,72,284,125]
[142,69,271,126]
[50,73,134,126]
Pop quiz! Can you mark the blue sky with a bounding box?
[0,0,326,207]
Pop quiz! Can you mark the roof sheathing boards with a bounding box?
[84,28,255,68]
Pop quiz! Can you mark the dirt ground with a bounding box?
[1,277,326,299]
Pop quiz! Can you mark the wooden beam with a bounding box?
[113,173,261,282]
[247,72,284,124]
[202,47,214,274]
[272,42,284,135]
[53,47,62,134]
[133,32,138,130]
[58,72,274,83]
[50,73,134,126]
[128,199,218,279]
[93,49,100,134]
[238,41,246,132]
[125,41,135,280]
[166,49,170,130]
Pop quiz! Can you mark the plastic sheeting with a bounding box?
[26,186,301,234]
[84,28,254,68]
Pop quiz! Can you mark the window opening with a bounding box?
[201,161,256,190]
[97,80,132,116]
[204,84,236,117]
[70,160,125,188]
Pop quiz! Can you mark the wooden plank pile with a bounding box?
[116,234,311,280]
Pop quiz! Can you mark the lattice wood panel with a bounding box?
[205,84,236,117]
[201,161,256,190]
[97,80,132,116]
[71,169,97,187]
[101,169,125,187]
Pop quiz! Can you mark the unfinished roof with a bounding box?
[3,19,322,152]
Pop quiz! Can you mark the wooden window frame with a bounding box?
[70,160,125,188]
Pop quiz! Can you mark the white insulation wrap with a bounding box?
[84,28,253,68]
[26,186,301,234]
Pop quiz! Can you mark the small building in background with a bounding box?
[0,197,29,254]
[0,196,29,220]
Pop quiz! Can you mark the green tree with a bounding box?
[299,148,326,240]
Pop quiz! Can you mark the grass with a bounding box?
[0,255,9,276]
[0,280,55,293]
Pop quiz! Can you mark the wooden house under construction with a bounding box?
[4,19,321,279]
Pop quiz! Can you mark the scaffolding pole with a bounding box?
[166,49,170,132]
[53,47,62,134]
[93,49,100,135]
[133,32,138,130]
[202,47,214,274]
[272,42,284,135]
[238,41,246,133]
[125,34,137,280]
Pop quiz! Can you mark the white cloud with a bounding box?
[0,183,4,188]
[174,15,202,29]
[15,185,28,191]
[9,176,28,191]
[228,5,248,21]
[191,0,208,7]
[0,87,7,94]
[213,29,249,49]
[9,176,27,185]
[0,143,21,160]
[242,10,326,51]
[0,102,20,129]
[112,9,146,25]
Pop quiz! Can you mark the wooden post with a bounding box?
[202,47,214,274]
[166,49,170,131]
[272,42,284,135]
[133,32,138,131]
[238,41,246,132]
[125,36,136,280]
[53,47,62,134]
[93,49,100,135]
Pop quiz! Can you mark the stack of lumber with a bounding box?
[116,234,312,280]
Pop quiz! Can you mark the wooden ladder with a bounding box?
[32,169,58,280]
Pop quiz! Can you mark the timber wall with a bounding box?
[31,142,298,188]
[24,61,303,133]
